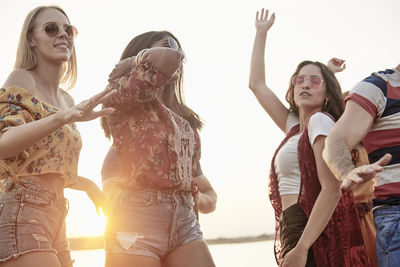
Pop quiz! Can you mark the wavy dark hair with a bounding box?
[285,61,344,121]
[101,31,203,139]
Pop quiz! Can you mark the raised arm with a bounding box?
[105,47,184,109]
[249,9,289,132]
[143,47,184,77]
[0,70,115,160]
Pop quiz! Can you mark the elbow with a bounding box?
[200,201,217,214]
[248,81,258,91]
[248,81,266,94]
[198,192,217,214]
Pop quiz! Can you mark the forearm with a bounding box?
[69,176,96,192]
[297,188,341,250]
[145,47,184,77]
[0,112,65,159]
[249,31,267,90]
[323,134,355,181]
[198,189,217,214]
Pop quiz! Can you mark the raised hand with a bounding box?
[108,57,136,82]
[342,153,392,190]
[327,57,346,73]
[255,8,275,33]
[59,87,116,124]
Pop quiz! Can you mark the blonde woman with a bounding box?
[0,6,113,267]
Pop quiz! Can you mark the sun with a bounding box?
[65,189,108,239]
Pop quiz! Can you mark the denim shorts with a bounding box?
[373,205,400,267]
[0,178,72,266]
[105,188,203,261]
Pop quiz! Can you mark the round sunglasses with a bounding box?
[292,75,324,89]
[43,22,78,39]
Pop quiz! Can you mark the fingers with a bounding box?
[375,153,392,167]
[270,12,276,24]
[264,9,268,20]
[81,88,117,112]
[78,87,112,112]
[341,177,353,190]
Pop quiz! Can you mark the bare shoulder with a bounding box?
[59,88,75,107]
[2,69,36,91]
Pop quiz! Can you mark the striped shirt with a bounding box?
[346,68,400,200]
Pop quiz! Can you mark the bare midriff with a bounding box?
[281,194,299,211]
[20,173,64,197]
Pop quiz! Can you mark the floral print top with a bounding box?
[104,51,201,193]
[0,86,82,187]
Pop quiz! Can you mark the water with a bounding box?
[71,240,276,267]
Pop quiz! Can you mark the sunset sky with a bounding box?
[1,0,399,239]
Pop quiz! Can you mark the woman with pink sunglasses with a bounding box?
[0,6,113,267]
[249,8,369,267]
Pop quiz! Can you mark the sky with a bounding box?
[0,0,399,239]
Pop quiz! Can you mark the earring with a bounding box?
[324,99,328,110]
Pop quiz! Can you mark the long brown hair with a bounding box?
[14,6,77,90]
[285,61,344,121]
[101,31,203,139]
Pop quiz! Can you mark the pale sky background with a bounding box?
[0,0,399,239]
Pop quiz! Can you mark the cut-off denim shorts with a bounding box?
[0,178,72,266]
[105,188,203,261]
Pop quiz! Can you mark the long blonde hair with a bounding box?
[14,6,77,90]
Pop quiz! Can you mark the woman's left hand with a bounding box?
[280,246,308,267]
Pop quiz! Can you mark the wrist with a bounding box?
[296,241,310,252]
[53,110,69,126]
[338,166,354,182]
[255,30,268,37]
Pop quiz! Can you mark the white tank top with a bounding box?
[275,112,334,195]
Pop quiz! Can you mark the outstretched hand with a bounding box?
[60,87,115,124]
[255,8,275,33]
[342,153,392,190]
[327,57,346,73]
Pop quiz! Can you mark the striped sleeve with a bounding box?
[345,76,387,120]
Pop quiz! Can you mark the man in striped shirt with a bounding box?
[323,64,400,267]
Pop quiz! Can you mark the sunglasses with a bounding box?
[167,37,179,50]
[43,22,78,39]
[292,75,324,89]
